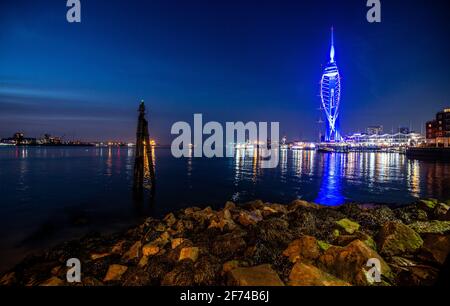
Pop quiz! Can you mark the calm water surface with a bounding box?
[1,146,449,271]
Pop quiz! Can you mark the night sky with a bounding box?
[1,0,449,143]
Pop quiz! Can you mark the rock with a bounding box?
[142,244,160,256]
[51,266,62,276]
[211,232,246,260]
[208,208,237,231]
[409,221,450,235]
[39,276,64,286]
[171,238,186,249]
[0,272,16,286]
[227,264,284,286]
[282,235,321,263]
[222,260,246,274]
[82,277,104,286]
[163,213,177,227]
[419,198,438,211]
[397,264,440,286]
[122,268,151,286]
[288,199,320,211]
[238,210,263,226]
[336,218,360,234]
[224,201,236,210]
[319,240,392,285]
[121,241,142,262]
[179,247,199,262]
[103,264,128,282]
[335,232,377,251]
[90,253,110,260]
[288,262,351,286]
[138,255,149,268]
[378,221,423,256]
[194,256,221,285]
[255,218,292,246]
[418,234,450,265]
[162,261,195,286]
[111,240,126,254]
[445,210,450,221]
[434,203,450,220]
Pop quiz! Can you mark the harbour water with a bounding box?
[0,146,449,272]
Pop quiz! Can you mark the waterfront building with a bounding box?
[320,28,342,142]
[367,125,383,135]
[426,108,450,147]
[345,132,424,148]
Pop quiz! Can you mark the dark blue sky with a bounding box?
[1,0,449,143]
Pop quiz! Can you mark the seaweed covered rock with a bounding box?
[377,222,423,256]
[227,264,284,286]
[282,235,321,263]
[319,240,392,285]
[288,262,350,286]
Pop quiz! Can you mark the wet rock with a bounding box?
[336,218,360,234]
[419,199,438,212]
[224,201,236,210]
[288,210,318,237]
[255,218,292,247]
[146,256,172,285]
[288,262,351,286]
[282,235,321,263]
[409,221,450,235]
[319,240,392,285]
[175,219,194,233]
[138,256,149,268]
[39,276,64,286]
[103,264,128,282]
[335,232,377,251]
[121,241,142,262]
[163,213,177,227]
[238,210,263,226]
[288,199,320,211]
[142,244,160,257]
[395,206,428,224]
[211,231,246,260]
[90,253,110,260]
[208,208,237,231]
[397,264,440,286]
[434,203,450,220]
[82,276,104,286]
[111,240,126,255]
[122,267,151,286]
[0,272,17,286]
[418,234,450,265]
[222,260,248,275]
[244,200,265,210]
[171,238,186,249]
[179,247,199,262]
[194,256,221,285]
[161,260,195,286]
[227,264,284,286]
[378,222,423,256]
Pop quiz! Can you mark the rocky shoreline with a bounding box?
[1,199,450,286]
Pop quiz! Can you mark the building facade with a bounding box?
[426,108,450,147]
[346,132,424,148]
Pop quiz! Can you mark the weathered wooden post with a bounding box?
[133,100,156,191]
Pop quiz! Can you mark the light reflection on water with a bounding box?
[1,146,450,271]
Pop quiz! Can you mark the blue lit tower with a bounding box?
[320,27,342,142]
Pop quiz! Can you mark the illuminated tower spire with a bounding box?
[330,27,335,63]
[320,27,342,142]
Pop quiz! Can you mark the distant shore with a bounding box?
[1,198,449,286]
